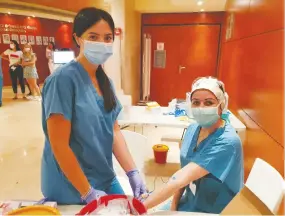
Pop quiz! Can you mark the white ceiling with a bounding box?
[135,0,227,13]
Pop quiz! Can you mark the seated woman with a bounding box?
[143,77,244,214]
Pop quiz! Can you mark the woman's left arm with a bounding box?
[24,55,37,66]
[143,162,209,209]
[113,121,147,198]
[113,121,136,172]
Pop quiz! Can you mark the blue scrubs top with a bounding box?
[178,122,244,214]
[41,60,122,204]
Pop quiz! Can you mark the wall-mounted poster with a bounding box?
[2,34,10,44]
[49,37,55,43]
[11,34,19,43]
[28,35,35,45]
[20,35,27,44]
[43,36,48,45]
[36,36,42,45]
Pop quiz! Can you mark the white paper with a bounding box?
[157,42,164,50]
[189,183,196,195]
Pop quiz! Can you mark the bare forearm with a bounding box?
[53,146,90,196]
[144,180,180,209]
[171,187,185,210]
[48,115,90,197]
[22,62,34,66]
[113,129,136,172]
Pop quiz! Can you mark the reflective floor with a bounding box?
[0,88,182,206]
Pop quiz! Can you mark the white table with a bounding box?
[57,205,217,215]
[117,106,246,143]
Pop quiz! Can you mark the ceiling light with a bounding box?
[197,1,203,6]
[200,9,204,12]
[8,12,11,14]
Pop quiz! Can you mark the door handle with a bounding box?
[179,65,186,74]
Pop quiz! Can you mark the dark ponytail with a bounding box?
[73,7,117,112]
[96,65,116,112]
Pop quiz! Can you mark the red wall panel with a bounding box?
[19,0,99,13]
[0,13,78,85]
[219,0,284,198]
[224,0,284,41]
[142,12,225,25]
[220,29,284,144]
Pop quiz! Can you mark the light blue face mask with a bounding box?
[83,40,113,65]
[191,104,221,128]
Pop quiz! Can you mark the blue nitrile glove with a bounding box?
[82,187,107,204]
[126,169,147,199]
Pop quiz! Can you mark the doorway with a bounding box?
[142,24,221,106]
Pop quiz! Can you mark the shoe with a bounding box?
[13,96,18,100]
[27,92,32,96]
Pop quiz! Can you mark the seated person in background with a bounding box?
[143,77,244,214]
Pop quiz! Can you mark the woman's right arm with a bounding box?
[170,187,185,211]
[1,52,9,61]
[47,113,91,197]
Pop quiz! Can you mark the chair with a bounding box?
[245,158,285,214]
[114,130,148,196]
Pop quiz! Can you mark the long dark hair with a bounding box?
[10,40,21,51]
[73,7,116,112]
[48,42,56,51]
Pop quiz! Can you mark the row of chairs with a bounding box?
[118,130,284,214]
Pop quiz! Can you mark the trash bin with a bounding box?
[152,144,169,164]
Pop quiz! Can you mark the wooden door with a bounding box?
[176,25,221,99]
[143,25,221,106]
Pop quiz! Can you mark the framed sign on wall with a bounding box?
[11,34,19,43]
[2,34,10,44]
[36,36,42,45]
[20,35,27,44]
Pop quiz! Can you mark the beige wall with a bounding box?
[123,0,141,103]
[105,0,141,104]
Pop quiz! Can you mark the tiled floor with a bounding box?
[0,88,183,207]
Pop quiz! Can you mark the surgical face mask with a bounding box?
[10,44,15,49]
[24,48,30,52]
[191,104,221,128]
[83,40,113,65]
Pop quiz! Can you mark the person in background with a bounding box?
[46,41,55,74]
[22,43,41,101]
[41,7,147,204]
[143,77,244,214]
[1,40,25,99]
[0,56,3,107]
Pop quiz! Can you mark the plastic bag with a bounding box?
[91,198,130,215]
[76,195,147,215]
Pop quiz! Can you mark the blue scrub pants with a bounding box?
[105,177,125,195]
[0,75,3,106]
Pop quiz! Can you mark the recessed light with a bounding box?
[8,12,11,14]
[200,9,204,12]
[197,1,203,6]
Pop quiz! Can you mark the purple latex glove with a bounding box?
[126,169,147,199]
[82,187,107,204]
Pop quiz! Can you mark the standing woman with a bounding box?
[1,40,25,99]
[41,7,147,204]
[46,42,55,74]
[22,43,41,100]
